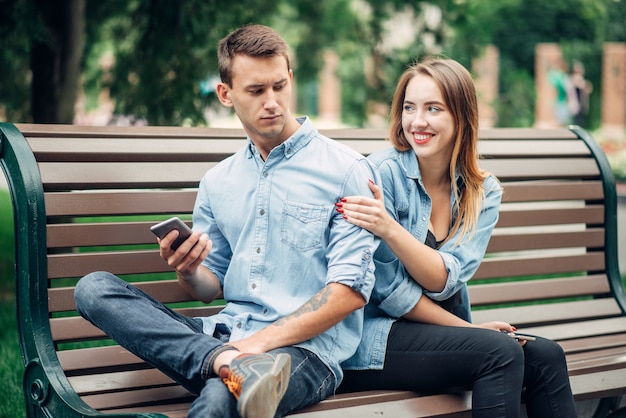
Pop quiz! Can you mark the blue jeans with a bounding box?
[74,272,335,417]
[340,320,576,418]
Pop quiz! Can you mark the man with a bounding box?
[74,24,379,418]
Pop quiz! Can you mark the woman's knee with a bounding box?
[490,332,525,372]
[524,336,567,368]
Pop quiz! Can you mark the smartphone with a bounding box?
[150,217,193,250]
[504,331,536,342]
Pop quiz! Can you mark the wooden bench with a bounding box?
[1,122,625,418]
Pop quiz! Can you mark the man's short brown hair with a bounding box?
[218,24,291,86]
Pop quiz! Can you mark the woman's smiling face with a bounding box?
[401,73,456,163]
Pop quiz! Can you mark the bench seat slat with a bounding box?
[79,385,192,411]
[568,368,626,401]
[496,206,603,227]
[47,221,192,248]
[477,139,590,156]
[471,299,623,327]
[28,137,245,162]
[291,391,472,418]
[48,251,169,278]
[51,306,221,342]
[17,123,247,139]
[479,158,600,180]
[468,275,611,305]
[499,180,604,202]
[559,334,626,354]
[487,229,604,252]
[104,404,189,418]
[506,317,626,341]
[474,252,605,279]
[39,162,212,190]
[566,345,626,375]
[69,368,176,394]
[44,190,196,217]
[49,280,192,312]
[58,346,143,373]
[479,127,579,140]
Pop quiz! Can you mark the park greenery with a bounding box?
[0,0,625,128]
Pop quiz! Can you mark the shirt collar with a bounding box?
[245,116,314,160]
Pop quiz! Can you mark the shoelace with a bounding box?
[222,371,244,399]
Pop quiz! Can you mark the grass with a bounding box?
[0,186,24,417]
[0,299,24,418]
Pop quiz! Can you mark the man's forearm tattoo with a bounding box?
[273,286,334,327]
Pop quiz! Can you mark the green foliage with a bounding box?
[606,0,626,41]
[495,62,536,127]
[0,0,40,122]
[471,0,606,73]
[84,0,281,126]
[1,0,624,127]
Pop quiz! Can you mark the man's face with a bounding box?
[217,54,294,151]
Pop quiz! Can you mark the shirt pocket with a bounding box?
[281,201,328,251]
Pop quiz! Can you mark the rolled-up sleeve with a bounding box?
[326,159,381,302]
[424,176,502,301]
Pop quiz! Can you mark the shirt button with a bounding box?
[259,209,265,215]
[422,216,426,221]
[251,283,257,289]
[263,308,268,315]
[286,149,292,154]
[256,247,261,253]
[236,322,242,329]
[263,171,269,178]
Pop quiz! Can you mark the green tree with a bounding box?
[1,0,623,127]
[92,0,280,126]
[0,0,85,123]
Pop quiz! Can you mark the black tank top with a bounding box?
[425,230,444,249]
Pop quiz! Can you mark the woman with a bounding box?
[337,57,576,417]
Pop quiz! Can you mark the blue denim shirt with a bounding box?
[343,146,502,370]
[192,117,379,384]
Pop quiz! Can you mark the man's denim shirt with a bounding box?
[343,146,502,370]
[192,117,380,384]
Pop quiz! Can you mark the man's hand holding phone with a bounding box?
[150,217,219,303]
[150,217,193,250]
[150,217,212,276]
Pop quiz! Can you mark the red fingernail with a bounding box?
[335,202,342,207]
[341,198,347,202]
[336,208,344,213]
[369,178,375,184]
[343,215,348,219]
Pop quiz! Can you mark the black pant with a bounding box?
[340,320,576,417]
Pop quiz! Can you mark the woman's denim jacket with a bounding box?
[342,146,503,370]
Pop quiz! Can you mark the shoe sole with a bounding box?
[238,353,291,418]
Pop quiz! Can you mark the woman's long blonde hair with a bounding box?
[388,57,492,244]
